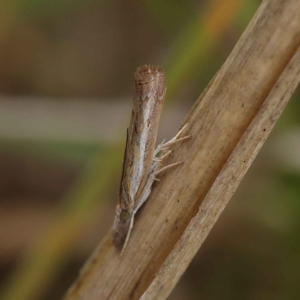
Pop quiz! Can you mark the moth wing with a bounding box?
[118,128,129,207]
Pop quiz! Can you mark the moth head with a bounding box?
[134,65,166,101]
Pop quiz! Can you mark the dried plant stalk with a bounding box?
[64,0,300,299]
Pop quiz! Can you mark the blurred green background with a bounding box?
[0,1,300,300]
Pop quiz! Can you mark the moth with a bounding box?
[113,65,188,253]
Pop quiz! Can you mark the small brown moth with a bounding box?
[113,65,188,253]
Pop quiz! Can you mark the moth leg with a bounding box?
[161,124,190,148]
[153,161,183,179]
[153,124,190,180]
[134,175,154,213]
[120,214,135,256]
[154,123,190,156]
[120,175,156,255]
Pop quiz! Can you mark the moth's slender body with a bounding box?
[113,65,166,249]
[113,65,189,252]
